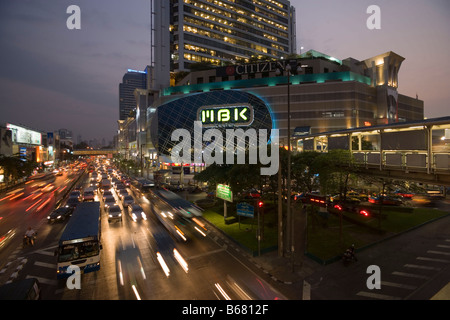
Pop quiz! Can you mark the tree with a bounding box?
[0,154,37,184]
[291,151,321,193]
[315,149,359,199]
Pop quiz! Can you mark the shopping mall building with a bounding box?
[125,50,422,170]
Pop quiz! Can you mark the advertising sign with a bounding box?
[237,202,254,218]
[6,124,41,145]
[216,184,233,202]
[197,104,254,128]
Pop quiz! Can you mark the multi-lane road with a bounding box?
[0,168,287,300]
[1,166,450,303]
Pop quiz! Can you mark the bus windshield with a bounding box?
[57,241,100,263]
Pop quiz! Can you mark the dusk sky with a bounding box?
[0,0,449,143]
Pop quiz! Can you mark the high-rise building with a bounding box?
[119,69,148,121]
[165,0,297,72]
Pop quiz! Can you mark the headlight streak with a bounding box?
[215,283,231,300]
[174,226,187,242]
[137,256,146,280]
[118,260,124,286]
[194,226,207,237]
[173,248,188,273]
[156,252,170,277]
[132,285,141,300]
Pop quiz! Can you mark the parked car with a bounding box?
[243,189,261,199]
[368,195,403,206]
[47,206,73,223]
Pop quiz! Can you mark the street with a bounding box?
[1,167,450,302]
[0,170,287,300]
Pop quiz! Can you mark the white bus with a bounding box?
[56,202,102,279]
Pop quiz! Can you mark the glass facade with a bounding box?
[150,90,273,158]
[170,0,296,71]
[119,71,147,120]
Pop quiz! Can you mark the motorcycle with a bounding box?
[23,232,37,248]
[342,246,357,266]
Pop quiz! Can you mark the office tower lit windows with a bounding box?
[168,0,296,71]
[119,69,148,121]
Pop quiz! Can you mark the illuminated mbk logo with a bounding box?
[198,104,253,127]
[172,104,278,175]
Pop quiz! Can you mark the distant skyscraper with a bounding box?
[152,0,296,73]
[119,69,148,121]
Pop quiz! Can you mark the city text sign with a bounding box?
[198,104,253,128]
[216,184,233,202]
[237,202,254,218]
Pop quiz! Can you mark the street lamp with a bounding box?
[276,62,301,269]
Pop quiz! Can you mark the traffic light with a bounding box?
[258,201,264,208]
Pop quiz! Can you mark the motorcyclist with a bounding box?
[348,244,357,261]
[342,244,357,263]
[24,227,36,246]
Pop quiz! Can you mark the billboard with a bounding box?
[6,123,41,145]
[216,184,233,202]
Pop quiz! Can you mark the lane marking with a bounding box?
[380,281,416,290]
[427,250,450,256]
[186,248,226,261]
[404,264,441,271]
[392,271,431,280]
[302,281,311,300]
[34,261,55,269]
[356,291,401,300]
[416,256,450,263]
[26,275,57,286]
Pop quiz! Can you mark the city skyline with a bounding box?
[0,0,449,143]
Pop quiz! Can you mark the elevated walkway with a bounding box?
[296,116,450,185]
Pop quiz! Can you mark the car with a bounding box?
[68,190,82,201]
[108,205,122,223]
[127,204,146,222]
[243,189,261,199]
[66,196,80,209]
[115,183,126,192]
[368,195,403,206]
[122,195,134,206]
[47,207,73,223]
[102,190,113,200]
[118,189,128,200]
[83,188,95,202]
[0,229,16,251]
[103,195,116,209]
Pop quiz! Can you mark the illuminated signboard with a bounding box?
[197,104,253,128]
[6,124,41,145]
[216,184,233,202]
